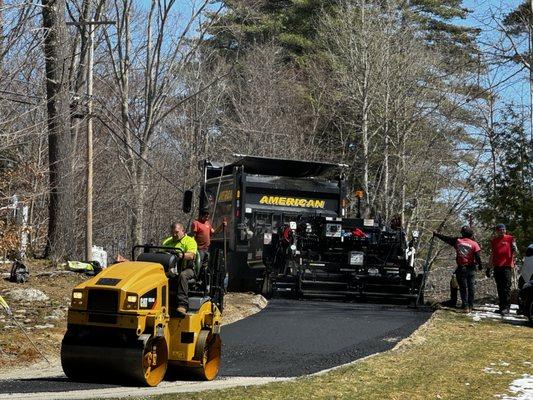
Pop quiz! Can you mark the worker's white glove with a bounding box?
[168,266,178,278]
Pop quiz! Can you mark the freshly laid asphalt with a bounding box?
[0,299,431,394]
[220,299,431,377]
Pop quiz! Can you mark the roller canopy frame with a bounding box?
[131,244,185,260]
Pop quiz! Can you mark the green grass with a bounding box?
[139,311,533,400]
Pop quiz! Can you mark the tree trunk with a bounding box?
[400,128,408,225]
[530,0,533,144]
[0,0,4,68]
[361,2,371,217]
[487,95,497,196]
[131,161,146,246]
[42,0,75,261]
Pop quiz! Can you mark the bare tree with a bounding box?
[214,44,318,160]
[42,0,75,260]
[310,0,483,238]
[98,0,217,246]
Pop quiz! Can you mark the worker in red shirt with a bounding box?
[488,223,518,315]
[433,226,483,313]
[191,209,226,268]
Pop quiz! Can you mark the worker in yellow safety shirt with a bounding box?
[161,222,197,316]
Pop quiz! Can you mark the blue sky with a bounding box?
[167,0,529,121]
[463,1,530,113]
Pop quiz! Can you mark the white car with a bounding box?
[520,244,533,284]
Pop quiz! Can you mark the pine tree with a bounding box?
[206,0,338,60]
[208,1,480,64]
[406,0,480,68]
[476,106,533,249]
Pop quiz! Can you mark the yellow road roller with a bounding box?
[61,245,225,386]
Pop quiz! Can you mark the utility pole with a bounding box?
[67,19,114,261]
[530,0,533,143]
[86,19,94,262]
[0,0,4,68]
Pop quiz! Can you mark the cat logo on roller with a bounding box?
[259,195,326,209]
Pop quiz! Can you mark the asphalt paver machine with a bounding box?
[262,215,422,302]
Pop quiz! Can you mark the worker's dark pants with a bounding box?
[450,279,458,306]
[447,266,460,306]
[493,266,512,311]
[199,249,209,268]
[456,265,476,308]
[177,268,195,308]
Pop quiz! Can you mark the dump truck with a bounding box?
[198,155,422,301]
[199,155,347,291]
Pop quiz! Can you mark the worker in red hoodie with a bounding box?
[433,226,483,313]
[488,223,518,315]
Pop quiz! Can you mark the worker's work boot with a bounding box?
[176,306,187,318]
[440,300,457,308]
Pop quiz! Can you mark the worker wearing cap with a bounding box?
[488,224,518,315]
[433,226,483,313]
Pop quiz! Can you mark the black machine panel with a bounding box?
[87,289,119,313]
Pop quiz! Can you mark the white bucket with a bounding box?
[92,245,108,268]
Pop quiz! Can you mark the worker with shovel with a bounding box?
[433,226,483,313]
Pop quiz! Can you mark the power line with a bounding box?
[94,111,185,194]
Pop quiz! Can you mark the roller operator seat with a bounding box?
[137,251,211,313]
[135,251,203,284]
[136,252,179,275]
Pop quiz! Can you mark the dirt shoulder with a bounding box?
[0,260,266,372]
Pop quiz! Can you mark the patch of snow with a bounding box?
[45,309,64,320]
[484,367,503,375]
[467,304,528,325]
[383,337,400,343]
[251,295,268,309]
[34,324,54,329]
[499,374,533,400]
